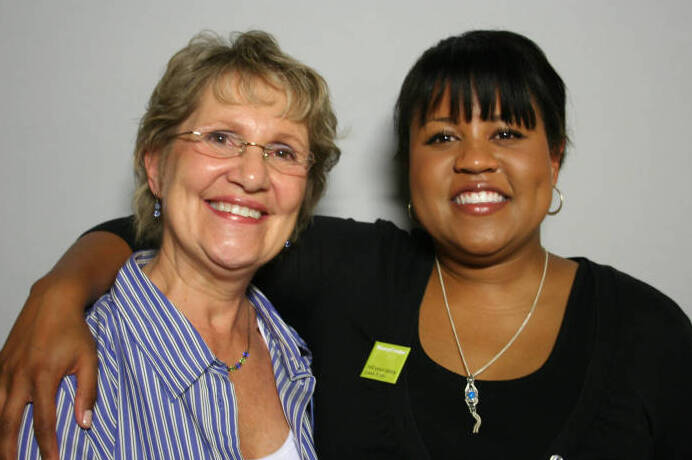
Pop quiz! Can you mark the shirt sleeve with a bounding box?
[650,305,692,458]
[82,215,143,251]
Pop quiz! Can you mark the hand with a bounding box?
[0,275,97,460]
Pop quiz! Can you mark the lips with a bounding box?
[206,199,266,220]
[451,186,509,216]
[453,190,507,205]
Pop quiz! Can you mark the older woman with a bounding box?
[10,30,339,459]
[2,31,691,459]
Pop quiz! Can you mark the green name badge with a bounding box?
[360,341,411,384]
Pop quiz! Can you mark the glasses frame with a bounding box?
[173,129,314,176]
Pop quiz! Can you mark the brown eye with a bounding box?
[425,132,458,145]
[494,128,524,140]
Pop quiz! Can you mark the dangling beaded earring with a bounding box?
[153,199,161,219]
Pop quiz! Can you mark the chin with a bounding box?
[444,235,511,261]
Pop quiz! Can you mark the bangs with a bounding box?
[210,68,317,125]
[417,56,538,129]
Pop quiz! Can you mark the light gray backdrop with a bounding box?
[1,0,691,343]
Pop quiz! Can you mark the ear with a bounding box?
[144,150,163,197]
[550,140,565,185]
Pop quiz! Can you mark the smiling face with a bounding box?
[409,91,561,265]
[145,78,309,278]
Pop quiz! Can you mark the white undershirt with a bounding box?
[252,431,301,460]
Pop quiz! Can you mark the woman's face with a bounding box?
[146,79,308,277]
[409,91,561,264]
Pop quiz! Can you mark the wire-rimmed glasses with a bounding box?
[174,129,314,177]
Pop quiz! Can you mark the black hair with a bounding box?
[395,30,567,166]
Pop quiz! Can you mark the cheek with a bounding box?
[273,176,307,215]
[160,156,221,211]
[409,150,448,200]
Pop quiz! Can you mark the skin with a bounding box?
[0,78,311,460]
[0,90,578,458]
[143,79,309,458]
[413,92,577,380]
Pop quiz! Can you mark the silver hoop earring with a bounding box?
[407,201,417,222]
[547,186,564,215]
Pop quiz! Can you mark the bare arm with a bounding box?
[0,231,132,460]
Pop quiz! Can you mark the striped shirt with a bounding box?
[18,251,317,460]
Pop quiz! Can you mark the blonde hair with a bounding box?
[133,30,340,246]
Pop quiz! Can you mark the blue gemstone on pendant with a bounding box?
[467,391,476,399]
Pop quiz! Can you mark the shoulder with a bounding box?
[576,257,692,347]
[282,215,428,279]
[17,295,120,459]
[301,215,411,243]
[84,291,125,353]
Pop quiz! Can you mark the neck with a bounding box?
[435,240,549,314]
[143,241,254,334]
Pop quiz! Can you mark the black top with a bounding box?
[90,215,692,459]
[408,258,593,459]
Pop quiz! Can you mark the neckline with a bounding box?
[415,256,587,385]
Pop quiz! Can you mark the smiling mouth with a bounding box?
[208,201,263,219]
[453,191,507,205]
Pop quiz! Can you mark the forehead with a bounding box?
[188,77,309,144]
[207,73,288,111]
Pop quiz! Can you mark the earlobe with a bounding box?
[550,141,565,185]
[550,161,560,185]
[144,151,163,196]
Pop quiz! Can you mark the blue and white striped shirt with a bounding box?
[18,251,317,459]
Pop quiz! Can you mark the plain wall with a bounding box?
[1,0,691,343]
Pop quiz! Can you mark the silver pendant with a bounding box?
[464,377,482,433]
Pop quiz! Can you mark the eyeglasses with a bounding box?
[174,129,314,177]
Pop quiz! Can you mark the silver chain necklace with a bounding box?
[434,250,549,434]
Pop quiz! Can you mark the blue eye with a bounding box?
[204,130,243,147]
[267,145,298,162]
[425,132,457,145]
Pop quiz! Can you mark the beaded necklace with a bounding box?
[225,300,252,373]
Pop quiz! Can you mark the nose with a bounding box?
[453,139,499,174]
[228,144,270,192]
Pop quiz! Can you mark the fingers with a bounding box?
[30,371,61,460]
[73,354,98,429]
[0,374,7,423]
[0,378,30,460]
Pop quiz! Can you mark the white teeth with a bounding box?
[209,201,262,219]
[454,191,506,205]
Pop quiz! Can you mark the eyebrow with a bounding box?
[424,113,508,126]
[421,116,458,128]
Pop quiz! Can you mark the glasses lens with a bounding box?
[265,144,311,176]
[196,130,243,158]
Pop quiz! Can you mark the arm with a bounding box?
[0,228,133,460]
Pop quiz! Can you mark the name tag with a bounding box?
[360,341,411,384]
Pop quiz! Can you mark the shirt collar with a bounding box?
[110,251,312,398]
[110,251,217,398]
[247,285,313,380]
